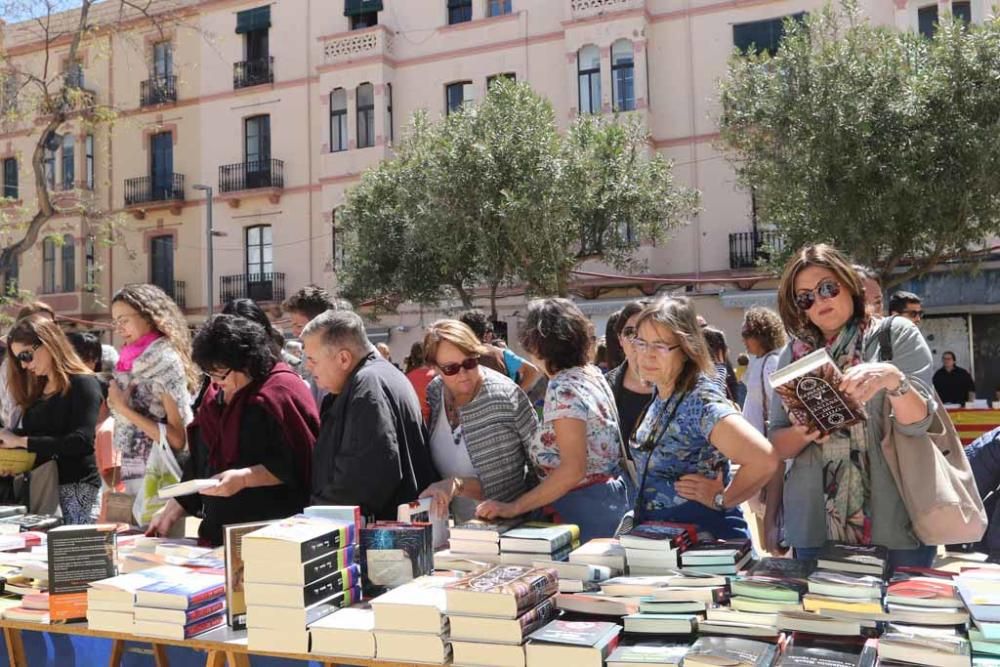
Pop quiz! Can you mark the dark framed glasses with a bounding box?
[203,368,232,384]
[15,343,41,365]
[437,357,480,377]
[795,278,841,311]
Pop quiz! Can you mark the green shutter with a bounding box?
[236,6,271,34]
[344,0,383,16]
[447,0,471,8]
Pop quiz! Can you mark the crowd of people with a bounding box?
[0,241,965,571]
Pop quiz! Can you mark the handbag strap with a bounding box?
[878,316,897,362]
[759,351,778,437]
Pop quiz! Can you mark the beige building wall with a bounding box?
[0,0,973,355]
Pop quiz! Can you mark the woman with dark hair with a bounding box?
[404,342,435,423]
[221,297,304,372]
[770,244,936,570]
[702,326,742,405]
[605,311,625,370]
[147,315,319,546]
[628,299,777,539]
[0,316,102,522]
[108,284,197,522]
[477,298,633,541]
[605,299,654,444]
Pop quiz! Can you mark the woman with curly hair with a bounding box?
[107,284,198,522]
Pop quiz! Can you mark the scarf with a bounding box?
[116,331,163,373]
[791,318,872,545]
[191,362,319,489]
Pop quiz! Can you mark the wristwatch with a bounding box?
[887,374,912,398]
[712,491,726,511]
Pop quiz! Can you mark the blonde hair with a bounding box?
[423,320,488,365]
[633,297,714,394]
[7,315,93,408]
[112,284,199,392]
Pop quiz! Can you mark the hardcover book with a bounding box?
[135,573,226,610]
[769,349,866,436]
[447,565,558,618]
[245,585,360,631]
[303,505,364,536]
[310,606,375,659]
[243,543,356,586]
[449,595,558,644]
[369,575,456,634]
[48,524,117,622]
[681,538,752,563]
[242,517,354,565]
[619,522,698,551]
[222,520,270,630]
[244,563,360,609]
[817,542,888,577]
[359,522,433,595]
[526,620,621,667]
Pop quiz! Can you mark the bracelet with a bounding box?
[887,374,912,398]
[452,477,465,495]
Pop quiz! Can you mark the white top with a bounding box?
[742,352,781,435]
[429,405,479,522]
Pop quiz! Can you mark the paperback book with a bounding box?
[48,524,117,622]
[222,520,270,630]
[446,565,558,618]
[359,521,433,595]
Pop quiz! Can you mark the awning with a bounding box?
[447,0,471,8]
[719,289,778,310]
[344,0,383,16]
[236,6,270,34]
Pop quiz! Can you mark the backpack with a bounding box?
[877,317,987,545]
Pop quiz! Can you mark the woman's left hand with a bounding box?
[107,381,128,415]
[675,473,724,509]
[840,363,904,404]
[476,499,519,520]
[200,468,251,497]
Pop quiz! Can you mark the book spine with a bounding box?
[299,525,355,562]
[187,585,227,608]
[303,545,356,585]
[303,565,360,607]
[186,599,226,624]
[304,585,360,625]
[515,572,559,616]
[184,612,225,638]
[518,597,558,637]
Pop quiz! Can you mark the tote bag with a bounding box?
[133,423,183,525]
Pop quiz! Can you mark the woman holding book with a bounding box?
[476,298,634,542]
[418,320,538,523]
[0,316,102,523]
[627,298,778,540]
[768,244,936,570]
[148,315,319,546]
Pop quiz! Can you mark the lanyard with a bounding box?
[633,392,686,523]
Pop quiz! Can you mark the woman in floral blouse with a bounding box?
[478,298,634,541]
[629,297,778,540]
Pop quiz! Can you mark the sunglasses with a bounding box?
[437,356,480,376]
[901,309,923,321]
[794,278,842,311]
[15,343,41,365]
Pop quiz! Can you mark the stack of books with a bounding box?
[446,565,559,667]
[620,522,697,575]
[86,566,191,633]
[878,625,971,667]
[780,568,885,636]
[498,523,580,566]
[703,558,812,639]
[370,575,457,664]
[445,519,523,566]
[679,538,752,575]
[310,606,376,660]
[959,568,1000,661]
[568,538,626,576]
[131,570,227,640]
[524,619,621,667]
[531,559,610,594]
[884,567,968,627]
[242,516,359,652]
[360,521,433,595]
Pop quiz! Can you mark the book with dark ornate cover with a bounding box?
[359,521,432,595]
[816,542,888,577]
[769,349,866,436]
[447,565,558,619]
[683,636,780,667]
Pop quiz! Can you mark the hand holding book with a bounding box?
[839,362,906,404]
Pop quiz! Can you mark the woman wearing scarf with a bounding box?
[147,315,319,546]
[767,244,936,571]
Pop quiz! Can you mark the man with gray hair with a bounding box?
[302,310,438,521]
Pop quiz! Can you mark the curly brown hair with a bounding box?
[112,284,199,392]
[741,307,787,354]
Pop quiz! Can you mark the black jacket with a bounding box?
[311,353,438,521]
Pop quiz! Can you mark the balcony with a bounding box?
[320,25,394,68]
[140,76,177,107]
[233,57,274,89]
[218,159,284,207]
[729,230,786,270]
[569,0,645,20]
[219,272,285,304]
[157,280,186,310]
[123,174,184,218]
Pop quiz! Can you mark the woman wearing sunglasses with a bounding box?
[0,316,103,523]
[107,284,199,523]
[477,298,632,541]
[628,298,778,540]
[418,320,537,522]
[769,244,936,570]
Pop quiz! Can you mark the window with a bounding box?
[61,234,75,292]
[344,0,383,29]
[2,158,16,199]
[446,81,474,114]
[149,235,174,295]
[42,237,56,294]
[577,45,601,115]
[152,41,173,80]
[150,132,173,199]
[330,88,348,152]
[332,214,346,271]
[918,5,939,38]
[351,11,378,29]
[246,225,273,278]
[385,82,393,144]
[66,60,84,89]
[487,0,512,17]
[448,0,472,25]
[61,134,75,190]
[85,134,94,190]
[357,83,375,148]
[486,72,516,90]
[84,235,96,291]
[611,39,635,112]
[953,1,972,25]
[237,6,271,61]
[244,115,271,187]
[44,146,56,189]
[733,13,805,55]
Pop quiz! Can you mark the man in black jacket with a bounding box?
[302,310,438,521]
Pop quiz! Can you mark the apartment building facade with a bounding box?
[0,0,985,354]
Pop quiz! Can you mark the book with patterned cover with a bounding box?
[447,565,558,617]
[769,349,866,436]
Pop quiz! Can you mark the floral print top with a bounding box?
[529,365,623,483]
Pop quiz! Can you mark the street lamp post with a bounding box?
[192,184,214,317]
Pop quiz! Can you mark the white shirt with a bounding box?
[742,352,780,435]
[429,405,479,522]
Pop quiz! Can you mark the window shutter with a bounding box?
[448,0,471,9]
[344,0,383,16]
[236,6,271,34]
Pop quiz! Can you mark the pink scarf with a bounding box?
[116,331,163,373]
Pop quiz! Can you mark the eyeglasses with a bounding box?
[15,343,41,365]
[112,315,135,328]
[794,278,842,311]
[437,357,480,376]
[621,326,638,339]
[204,369,232,383]
[630,337,681,356]
[901,309,923,321]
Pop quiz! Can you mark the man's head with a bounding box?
[943,351,957,371]
[854,264,884,316]
[282,285,352,337]
[458,310,493,344]
[66,331,102,372]
[888,291,923,324]
[300,310,372,394]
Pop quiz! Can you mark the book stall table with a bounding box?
[0,618,418,667]
[947,407,1000,445]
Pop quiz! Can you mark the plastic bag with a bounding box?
[133,423,182,525]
